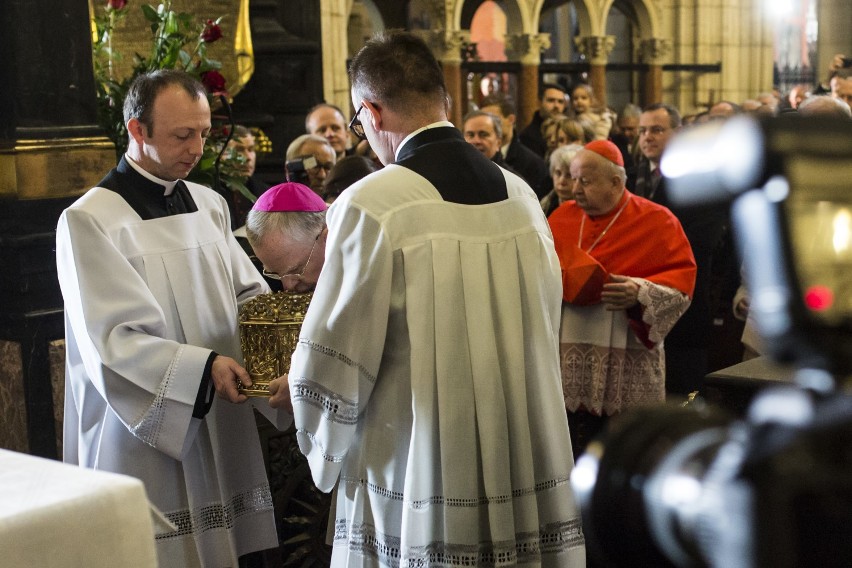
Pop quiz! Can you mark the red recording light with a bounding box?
[804,285,834,311]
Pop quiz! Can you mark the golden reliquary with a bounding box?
[238,291,313,397]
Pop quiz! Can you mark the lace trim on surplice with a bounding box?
[561,342,665,415]
[155,482,273,539]
[290,377,359,426]
[130,344,184,447]
[338,475,572,510]
[333,518,585,568]
[300,338,378,384]
[634,278,691,345]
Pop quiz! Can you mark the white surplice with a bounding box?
[57,182,289,567]
[288,164,586,567]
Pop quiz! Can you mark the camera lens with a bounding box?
[571,405,730,567]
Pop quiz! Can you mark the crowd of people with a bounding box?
[55,32,851,567]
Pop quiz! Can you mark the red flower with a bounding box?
[201,20,222,43]
[201,70,227,95]
[107,0,127,9]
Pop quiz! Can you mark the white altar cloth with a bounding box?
[0,449,158,567]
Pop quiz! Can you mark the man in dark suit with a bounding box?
[631,102,728,398]
[461,110,523,180]
[481,93,550,198]
[518,82,567,158]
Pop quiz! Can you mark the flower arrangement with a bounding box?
[92,0,253,203]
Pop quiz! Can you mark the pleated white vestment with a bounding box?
[57,176,289,567]
[288,160,586,567]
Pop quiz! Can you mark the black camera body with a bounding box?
[572,115,852,568]
[285,155,317,187]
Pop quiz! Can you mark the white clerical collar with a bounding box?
[125,154,181,196]
[395,121,455,161]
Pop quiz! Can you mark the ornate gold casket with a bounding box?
[238,292,312,397]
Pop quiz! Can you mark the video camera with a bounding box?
[571,115,852,568]
[285,155,318,187]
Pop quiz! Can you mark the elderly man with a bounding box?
[268,31,586,566]
[632,103,728,398]
[245,182,327,294]
[519,82,567,157]
[461,109,521,178]
[480,93,549,197]
[305,103,350,158]
[56,69,288,566]
[284,134,336,196]
[549,140,696,457]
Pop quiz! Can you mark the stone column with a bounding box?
[638,38,672,105]
[505,33,551,131]
[416,29,470,127]
[574,36,615,107]
[320,0,352,113]
[816,0,852,88]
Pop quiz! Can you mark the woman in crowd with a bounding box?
[542,115,588,162]
[540,143,583,217]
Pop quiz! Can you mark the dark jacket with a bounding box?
[505,134,550,199]
[518,112,547,159]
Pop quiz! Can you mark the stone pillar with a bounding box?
[416,29,470,127]
[638,38,672,106]
[505,33,551,131]
[320,0,352,113]
[574,36,615,107]
[0,0,115,458]
[816,0,852,87]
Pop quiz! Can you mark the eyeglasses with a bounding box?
[349,104,367,141]
[638,126,670,136]
[262,230,322,282]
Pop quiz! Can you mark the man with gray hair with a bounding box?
[461,109,522,178]
[284,134,336,196]
[480,92,550,197]
[548,140,696,456]
[267,31,586,566]
[245,182,328,295]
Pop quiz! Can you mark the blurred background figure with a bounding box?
[786,84,810,110]
[798,94,852,117]
[321,155,378,204]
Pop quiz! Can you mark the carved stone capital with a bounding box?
[413,29,470,63]
[573,35,616,65]
[504,33,552,64]
[638,37,672,64]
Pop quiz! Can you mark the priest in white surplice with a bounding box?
[56,70,290,567]
[266,32,586,567]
